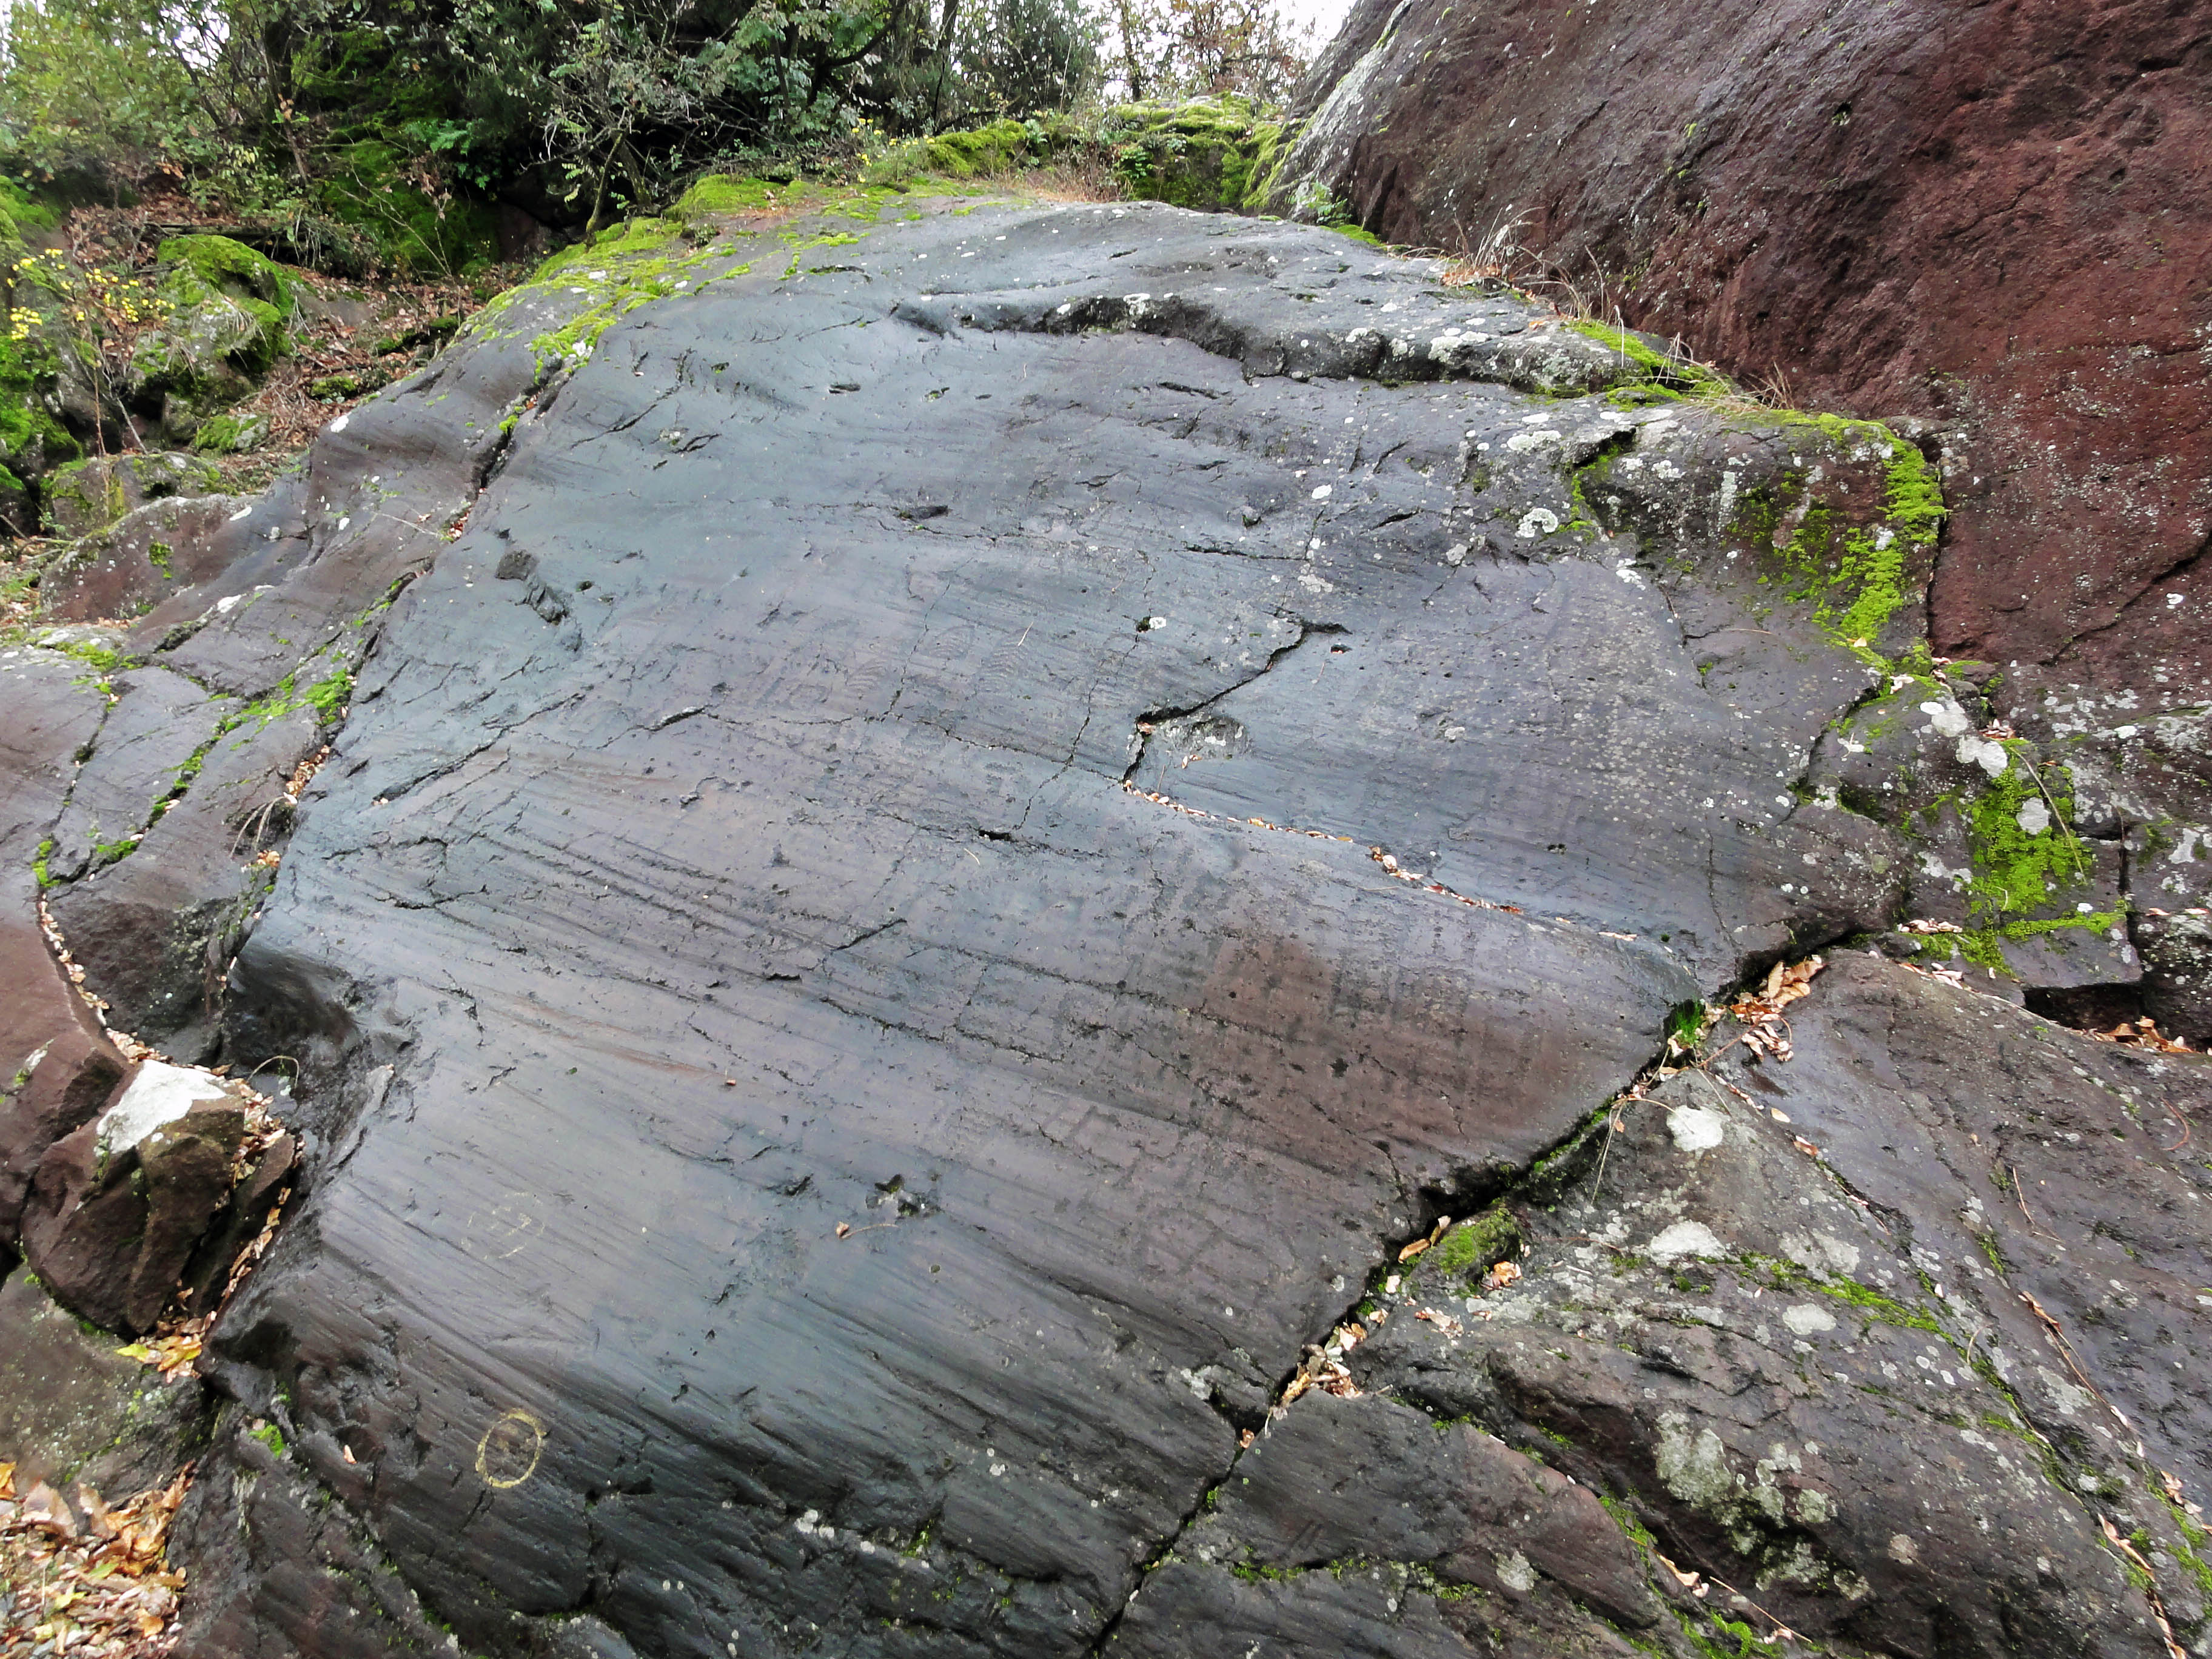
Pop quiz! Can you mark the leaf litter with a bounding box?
[0,1460,192,1655]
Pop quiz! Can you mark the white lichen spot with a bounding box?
[1780,1230,1862,1276]
[2016,798,2052,836]
[1495,1551,1537,1594]
[1647,1219,1725,1262]
[97,1061,229,1158]
[2037,1365,2096,1419]
[1888,1533,1920,1565]
[1666,1104,1726,1153]
[1959,734,2009,777]
[1781,1303,1837,1336]
[1505,429,1561,453]
[1655,1412,1737,1506]
[1920,698,1972,739]
[1517,507,1561,539]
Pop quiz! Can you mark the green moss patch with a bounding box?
[156,234,295,318]
[1720,416,1943,665]
[1571,320,1729,398]
[1421,1206,1521,1287]
[1104,99,1286,213]
[501,223,747,370]
[0,329,80,478]
[925,119,1037,179]
[674,175,785,218]
[1963,749,2094,923]
[0,178,61,240]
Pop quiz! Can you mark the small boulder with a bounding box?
[0,967,129,1249]
[124,236,295,447]
[39,451,222,539]
[188,409,272,455]
[0,318,84,526]
[21,1059,249,1333]
[306,367,390,403]
[181,1130,294,1314]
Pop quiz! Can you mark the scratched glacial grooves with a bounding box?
[177,201,1932,1657]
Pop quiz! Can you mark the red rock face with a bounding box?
[1281,0,2211,846]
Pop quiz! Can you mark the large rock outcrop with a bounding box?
[1273,0,2212,1034]
[1,188,2205,1658]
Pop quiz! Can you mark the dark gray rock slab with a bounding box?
[1339,951,2210,1659]
[172,1403,635,1659]
[22,216,618,1068]
[51,704,319,1052]
[45,666,221,883]
[1725,951,2212,1501]
[0,190,2124,1658]
[38,494,264,625]
[167,200,1973,1658]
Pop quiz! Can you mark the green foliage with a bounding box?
[316,141,499,278]
[7,0,1307,287]
[856,98,1283,210]
[248,1421,287,1456]
[1104,0,1309,105]
[947,0,1102,124]
[0,327,81,492]
[0,0,224,193]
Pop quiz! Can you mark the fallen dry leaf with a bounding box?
[2093,1018,2193,1055]
[1728,956,1825,1058]
[1,1460,195,1652]
[22,1481,76,1539]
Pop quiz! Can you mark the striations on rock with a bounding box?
[1275,0,2212,1037]
[1,188,2205,1659]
